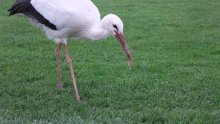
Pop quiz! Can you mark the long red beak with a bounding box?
[115,32,133,67]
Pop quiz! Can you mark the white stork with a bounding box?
[8,0,132,102]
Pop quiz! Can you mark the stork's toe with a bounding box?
[57,82,64,89]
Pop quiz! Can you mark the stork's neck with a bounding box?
[87,19,111,40]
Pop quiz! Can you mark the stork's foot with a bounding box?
[57,82,64,89]
[76,97,81,103]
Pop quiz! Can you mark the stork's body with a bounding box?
[9,0,132,102]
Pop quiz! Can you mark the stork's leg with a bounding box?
[55,43,63,89]
[64,45,81,102]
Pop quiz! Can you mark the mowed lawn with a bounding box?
[1,0,220,123]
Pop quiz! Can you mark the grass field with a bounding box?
[1,0,220,123]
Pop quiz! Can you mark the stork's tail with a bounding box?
[8,0,30,16]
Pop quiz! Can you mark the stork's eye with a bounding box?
[113,24,118,31]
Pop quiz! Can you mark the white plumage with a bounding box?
[31,0,101,44]
[9,0,132,102]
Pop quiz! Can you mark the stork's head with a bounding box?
[102,14,132,67]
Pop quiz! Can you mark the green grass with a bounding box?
[1,0,220,123]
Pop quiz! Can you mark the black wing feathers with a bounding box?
[8,0,57,30]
